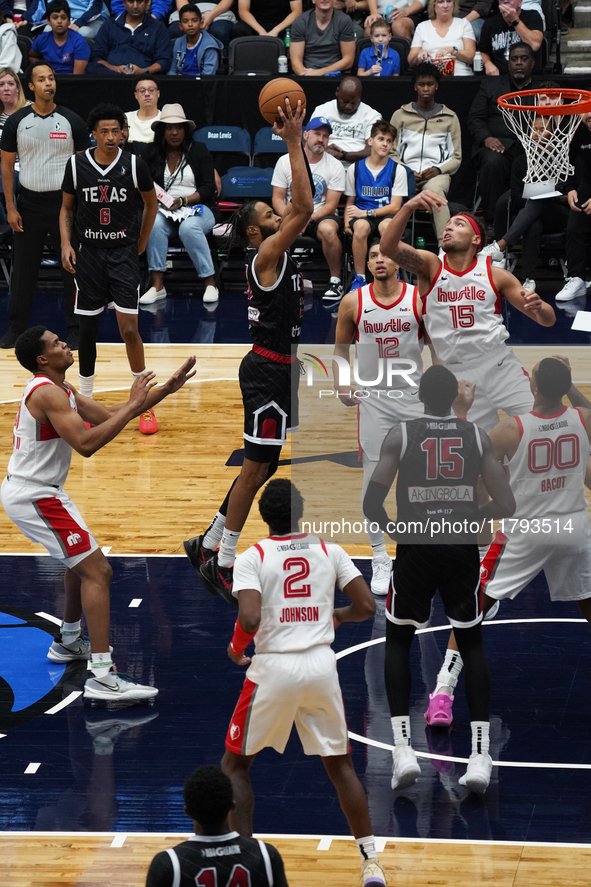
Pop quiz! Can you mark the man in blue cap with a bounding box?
[272,116,346,301]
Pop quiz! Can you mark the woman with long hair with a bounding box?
[408,0,475,75]
[0,67,26,133]
[140,103,219,305]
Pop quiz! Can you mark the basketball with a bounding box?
[258,79,306,125]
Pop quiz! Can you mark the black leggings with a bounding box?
[385,619,490,723]
[78,313,103,378]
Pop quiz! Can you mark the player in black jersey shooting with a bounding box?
[60,103,159,434]
[184,99,314,603]
[364,364,515,795]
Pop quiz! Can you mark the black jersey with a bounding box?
[395,414,483,543]
[245,247,304,357]
[61,148,153,249]
[146,832,288,887]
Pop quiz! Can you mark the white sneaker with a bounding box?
[555,277,587,302]
[479,241,503,262]
[459,752,493,795]
[360,859,387,886]
[139,286,167,305]
[522,278,536,292]
[391,744,421,790]
[83,669,158,702]
[371,556,391,596]
[203,285,219,303]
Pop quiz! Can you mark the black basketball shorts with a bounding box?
[239,349,299,457]
[74,243,141,316]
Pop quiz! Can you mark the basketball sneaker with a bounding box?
[139,408,158,434]
[47,635,91,663]
[479,241,504,262]
[522,278,536,292]
[83,669,158,702]
[391,744,421,790]
[323,278,345,302]
[424,691,454,726]
[555,277,587,301]
[183,535,217,573]
[199,554,237,607]
[350,273,367,291]
[458,752,493,795]
[371,556,391,596]
[360,859,387,886]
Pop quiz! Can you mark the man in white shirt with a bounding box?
[272,116,346,301]
[311,76,381,169]
[126,74,161,144]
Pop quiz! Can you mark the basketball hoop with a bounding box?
[497,88,591,199]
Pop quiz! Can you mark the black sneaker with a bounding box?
[0,327,20,349]
[183,534,217,574]
[199,554,237,607]
[322,280,345,302]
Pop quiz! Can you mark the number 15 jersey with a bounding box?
[232,534,361,653]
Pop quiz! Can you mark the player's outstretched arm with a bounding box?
[333,291,358,406]
[379,190,444,285]
[363,424,403,535]
[60,192,77,274]
[493,267,555,327]
[334,575,376,628]
[477,428,516,520]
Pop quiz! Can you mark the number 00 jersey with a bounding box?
[396,414,483,543]
[245,247,304,357]
[422,253,509,365]
[61,148,153,249]
[232,534,361,653]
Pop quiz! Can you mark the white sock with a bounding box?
[90,652,113,679]
[329,276,341,284]
[218,528,240,568]
[434,649,464,696]
[356,835,378,862]
[203,511,226,550]
[61,620,81,644]
[471,720,490,757]
[391,715,412,747]
[371,537,387,560]
[478,543,490,562]
[78,374,95,398]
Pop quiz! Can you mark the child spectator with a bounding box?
[344,119,408,289]
[30,0,90,74]
[357,18,400,76]
[168,3,222,75]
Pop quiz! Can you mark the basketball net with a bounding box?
[498,89,591,199]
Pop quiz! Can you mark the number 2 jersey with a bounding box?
[232,534,361,652]
[61,147,153,248]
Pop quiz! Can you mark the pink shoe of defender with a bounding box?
[424,691,454,726]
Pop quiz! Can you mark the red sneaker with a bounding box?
[139,408,158,434]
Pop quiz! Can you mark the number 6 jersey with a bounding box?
[232,534,361,653]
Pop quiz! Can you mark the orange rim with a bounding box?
[497,88,591,116]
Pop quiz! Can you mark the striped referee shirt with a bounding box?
[0,105,89,192]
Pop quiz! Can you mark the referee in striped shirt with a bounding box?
[0,62,90,350]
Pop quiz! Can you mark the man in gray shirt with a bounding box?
[290,0,356,76]
[0,62,90,350]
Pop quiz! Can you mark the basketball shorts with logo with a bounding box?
[482,517,591,603]
[1,476,99,568]
[74,243,141,315]
[225,645,349,757]
[240,350,299,451]
[447,345,533,432]
[359,388,424,461]
[387,543,482,629]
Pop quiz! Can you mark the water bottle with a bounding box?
[278,55,288,74]
[473,51,483,73]
[284,27,290,49]
[123,63,134,74]
[416,236,426,250]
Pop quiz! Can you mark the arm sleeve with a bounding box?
[266,843,289,887]
[73,32,91,60]
[151,0,173,19]
[391,50,400,73]
[73,0,105,26]
[232,547,263,596]
[411,22,424,48]
[136,157,154,191]
[67,111,91,152]
[0,111,20,152]
[460,17,475,40]
[145,851,174,887]
[478,19,492,56]
[437,111,462,176]
[271,154,290,188]
[337,11,356,41]
[201,46,219,75]
[344,163,355,197]
[61,158,75,194]
[327,156,346,192]
[364,108,382,139]
[289,12,305,42]
[329,543,363,590]
[471,0,492,19]
[357,47,371,69]
[523,9,543,30]
[89,19,111,64]
[392,162,408,197]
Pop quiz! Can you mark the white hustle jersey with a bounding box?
[232,534,361,654]
[8,376,76,487]
[508,407,590,519]
[422,253,509,364]
[355,282,423,391]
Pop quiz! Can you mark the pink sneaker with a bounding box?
[424,691,454,726]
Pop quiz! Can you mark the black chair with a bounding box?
[353,36,411,75]
[228,36,286,75]
[16,35,32,72]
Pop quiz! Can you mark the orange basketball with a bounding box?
[258,78,307,125]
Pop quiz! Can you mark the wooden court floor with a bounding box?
[1,343,591,886]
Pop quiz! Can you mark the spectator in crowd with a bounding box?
[290,0,356,76]
[480,0,543,75]
[169,0,237,47]
[554,111,591,302]
[311,76,381,167]
[110,0,172,20]
[387,0,429,42]
[0,67,27,138]
[390,62,461,245]
[272,116,346,302]
[344,119,408,289]
[408,0,475,76]
[140,104,219,306]
[0,10,20,70]
[86,0,172,75]
[457,0,492,42]
[231,0,302,40]
[468,41,536,238]
[335,0,378,38]
[126,75,161,144]
[29,1,90,74]
[168,4,222,75]
[358,16,401,76]
[0,61,89,350]
[19,0,110,43]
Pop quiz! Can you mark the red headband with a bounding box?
[454,214,482,244]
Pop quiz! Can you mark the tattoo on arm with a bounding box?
[568,386,591,410]
[396,247,426,274]
[64,214,73,234]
